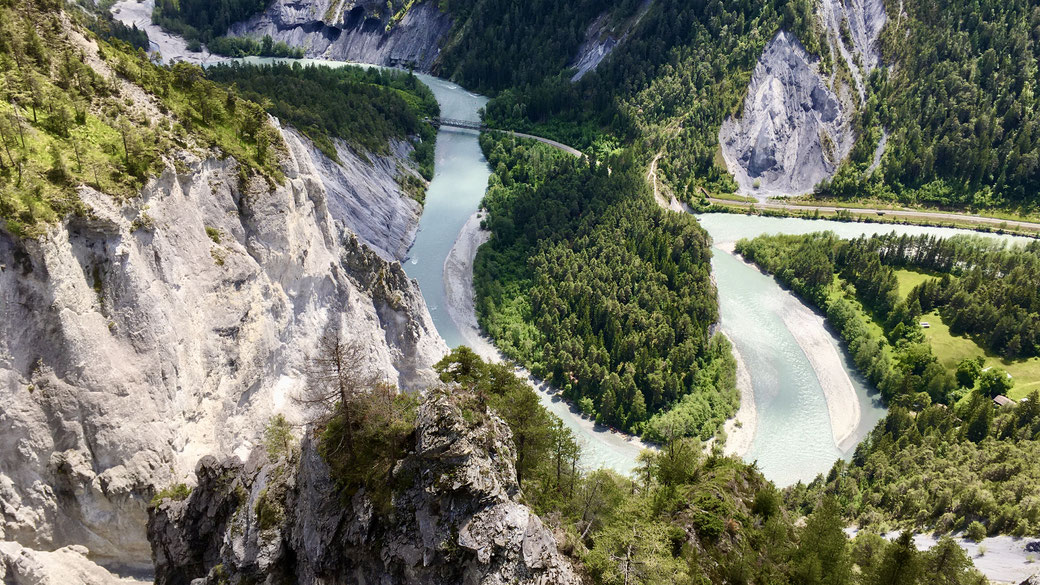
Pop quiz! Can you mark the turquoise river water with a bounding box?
[246,57,1029,486]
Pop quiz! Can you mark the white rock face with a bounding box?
[821,0,887,100]
[0,541,148,585]
[230,0,452,70]
[286,128,422,262]
[719,31,855,197]
[0,124,447,568]
[148,391,582,585]
[568,0,653,82]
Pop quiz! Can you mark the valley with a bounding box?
[1,0,1039,583]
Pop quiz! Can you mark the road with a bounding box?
[498,131,584,158]
[708,198,1040,233]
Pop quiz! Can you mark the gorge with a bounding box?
[2,0,1039,582]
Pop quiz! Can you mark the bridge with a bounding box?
[429,117,485,131]
[425,118,584,158]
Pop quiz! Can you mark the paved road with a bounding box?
[708,198,1040,233]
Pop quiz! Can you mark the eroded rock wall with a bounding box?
[0,123,446,568]
[287,127,423,262]
[230,0,452,70]
[148,391,581,585]
[719,31,855,197]
[568,0,653,82]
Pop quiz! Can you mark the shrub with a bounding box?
[965,520,987,542]
[254,487,284,531]
[263,414,295,460]
[151,482,191,507]
[205,226,221,243]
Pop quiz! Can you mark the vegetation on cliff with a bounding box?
[473,135,736,438]
[0,1,443,238]
[0,0,287,237]
[207,62,439,180]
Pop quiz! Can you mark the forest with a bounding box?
[818,0,1040,208]
[467,0,1039,210]
[736,232,1040,537]
[473,135,736,440]
[479,0,827,199]
[434,0,645,95]
[206,62,438,184]
[317,344,991,585]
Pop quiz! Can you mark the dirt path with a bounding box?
[499,131,584,158]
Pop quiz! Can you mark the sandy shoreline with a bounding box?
[443,211,651,472]
[722,336,757,458]
[719,243,861,450]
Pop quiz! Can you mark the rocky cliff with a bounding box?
[230,0,452,70]
[720,0,887,197]
[568,0,653,82]
[719,31,856,197]
[292,128,423,262]
[148,390,582,585]
[0,120,446,571]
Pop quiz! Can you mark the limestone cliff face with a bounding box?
[0,123,446,568]
[719,31,856,197]
[230,0,452,70]
[719,0,887,197]
[148,391,582,585]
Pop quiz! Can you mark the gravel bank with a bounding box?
[719,241,861,449]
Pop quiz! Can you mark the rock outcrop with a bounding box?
[568,0,653,82]
[148,390,582,585]
[0,122,446,569]
[719,31,855,197]
[230,0,452,70]
[0,541,149,585]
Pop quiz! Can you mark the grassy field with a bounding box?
[892,269,1040,399]
[892,268,937,298]
[709,192,758,203]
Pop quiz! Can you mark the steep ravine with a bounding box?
[0,122,446,577]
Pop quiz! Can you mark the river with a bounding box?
[223,56,1027,488]
[395,77,1034,486]
[699,214,1030,486]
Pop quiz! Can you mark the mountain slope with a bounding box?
[0,0,446,569]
